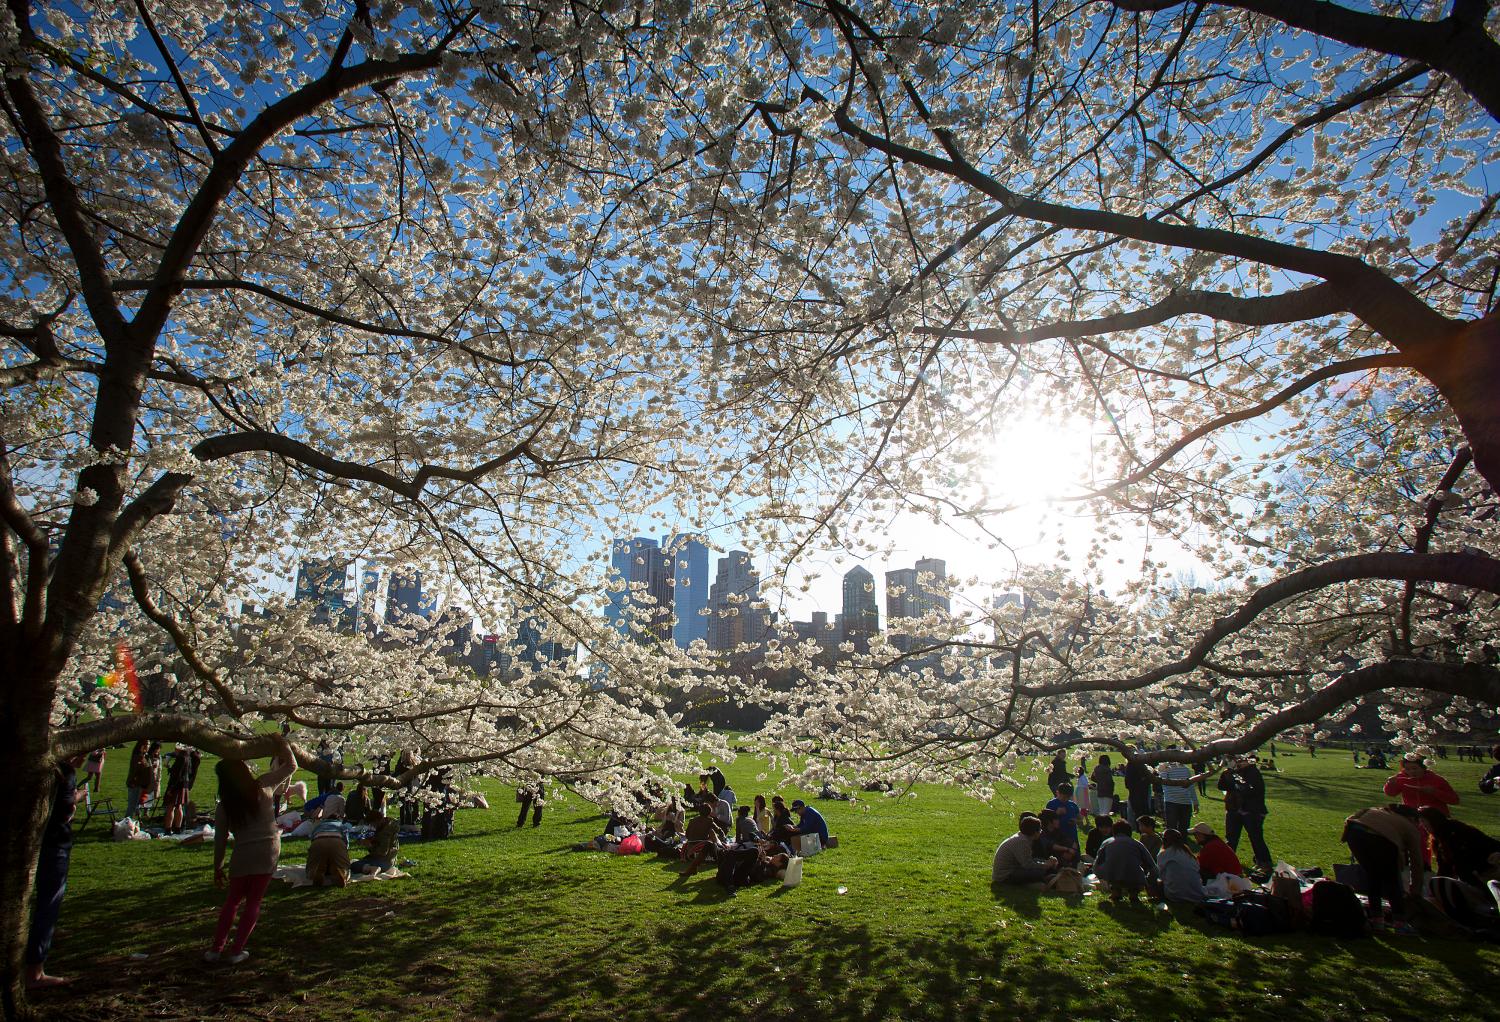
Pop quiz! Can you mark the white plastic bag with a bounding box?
[783,855,804,888]
[800,832,823,857]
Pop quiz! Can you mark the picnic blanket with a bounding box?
[273,864,410,888]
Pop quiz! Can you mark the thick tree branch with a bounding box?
[1129,659,1500,766]
[1398,447,1475,649]
[1114,0,1500,123]
[920,282,1348,346]
[1019,551,1500,698]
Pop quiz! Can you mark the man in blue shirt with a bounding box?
[790,800,828,849]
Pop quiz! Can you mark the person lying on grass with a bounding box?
[1095,819,1159,906]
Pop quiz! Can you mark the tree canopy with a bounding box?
[3,2,1500,1008]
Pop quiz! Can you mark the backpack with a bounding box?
[1044,867,1084,894]
[1308,880,1369,939]
[1232,891,1294,936]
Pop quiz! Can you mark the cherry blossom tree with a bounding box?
[705,0,1500,788]
[0,2,777,1012]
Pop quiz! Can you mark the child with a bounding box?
[1044,783,1084,855]
[1074,761,1092,816]
[1095,819,1159,906]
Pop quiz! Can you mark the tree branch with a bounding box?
[1114,0,1500,123]
[122,550,243,717]
[1019,551,1500,697]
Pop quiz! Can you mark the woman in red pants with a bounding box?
[205,732,296,964]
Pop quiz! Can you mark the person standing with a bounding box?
[162,745,201,833]
[206,732,296,965]
[1383,753,1460,815]
[125,739,159,817]
[1047,751,1070,795]
[1074,760,1092,816]
[1157,760,1200,835]
[1217,757,1273,872]
[26,754,87,990]
[516,780,544,829]
[1090,756,1117,818]
[1123,756,1151,825]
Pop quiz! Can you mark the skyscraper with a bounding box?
[708,550,770,652]
[385,567,431,623]
[662,533,710,650]
[605,537,674,643]
[885,557,948,653]
[841,565,879,652]
[294,558,349,627]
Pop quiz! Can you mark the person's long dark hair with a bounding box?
[216,759,262,831]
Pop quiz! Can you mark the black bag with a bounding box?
[1231,890,1294,936]
[1308,879,1369,939]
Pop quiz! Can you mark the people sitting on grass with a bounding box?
[1135,815,1161,860]
[300,781,345,822]
[681,802,727,875]
[790,799,828,851]
[768,795,800,849]
[306,816,352,887]
[1044,783,1083,857]
[711,788,734,835]
[753,794,772,836]
[1481,745,1500,794]
[735,805,764,843]
[1190,822,1244,879]
[1034,809,1078,867]
[992,816,1059,885]
[1094,819,1159,906]
[352,813,400,876]
[1154,828,1206,904]
[1084,815,1113,859]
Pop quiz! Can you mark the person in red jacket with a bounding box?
[1190,822,1244,879]
[1383,752,1459,867]
[1382,753,1460,815]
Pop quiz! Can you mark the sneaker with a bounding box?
[202,950,221,963]
[226,951,250,964]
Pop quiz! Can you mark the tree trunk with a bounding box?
[1416,312,1500,494]
[0,748,58,1020]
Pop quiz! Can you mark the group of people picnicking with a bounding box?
[572,766,836,890]
[992,745,1500,939]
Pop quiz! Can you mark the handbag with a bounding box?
[1044,867,1084,894]
[1333,862,1371,891]
[782,855,804,888]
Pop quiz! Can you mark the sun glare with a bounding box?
[982,412,1099,508]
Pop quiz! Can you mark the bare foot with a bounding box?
[26,972,73,989]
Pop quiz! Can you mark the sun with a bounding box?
[982,410,1100,508]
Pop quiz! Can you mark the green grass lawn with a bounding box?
[36,748,1500,1021]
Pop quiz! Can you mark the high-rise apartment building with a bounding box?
[385,567,433,623]
[885,557,949,653]
[707,550,771,652]
[662,534,710,650]
[606,537,674,643]
[295,558,350,627]
[841,565,879,651]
